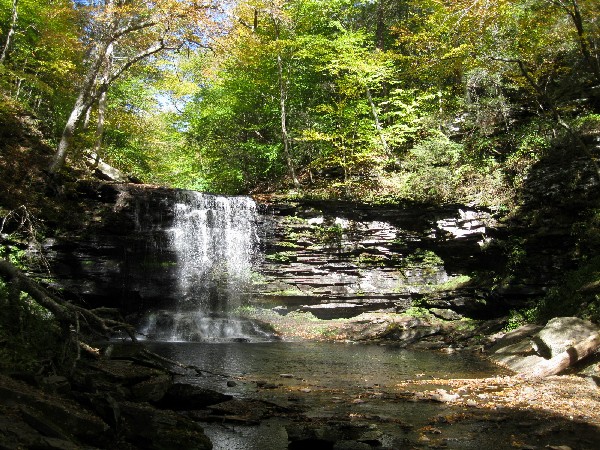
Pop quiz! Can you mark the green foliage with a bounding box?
[401,249,444,270]
[0,279,63,372]
[433,275,472,292]
[402,306,432,319]
[535,256,600,323]
[265,251,297,263]
[0,0,83,137]
[504,307,540,332]
[574,114,600,135]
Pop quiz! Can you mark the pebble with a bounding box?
[280,373,294,378]
[300,388,312,393]
[227,380,237,387]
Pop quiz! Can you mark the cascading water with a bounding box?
[140,191,269,342]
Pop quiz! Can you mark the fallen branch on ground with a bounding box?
[520,332,600,379]
[0,258,137,340]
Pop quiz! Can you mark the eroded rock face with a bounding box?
[39,182,553,323]
[253,200,499,319]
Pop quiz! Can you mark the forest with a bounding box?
[0,0,597,201]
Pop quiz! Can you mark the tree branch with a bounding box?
[107,40,172,86]
[0,259,137,340]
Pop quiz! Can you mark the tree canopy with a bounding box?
[0,0,598,201]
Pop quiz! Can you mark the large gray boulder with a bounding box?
[532,317,598,358]
[490,317,599,373]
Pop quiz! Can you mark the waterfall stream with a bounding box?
[140,192,269,342]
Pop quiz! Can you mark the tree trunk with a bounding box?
[50,95,94,173]
[0,0,19,64]
[367,87,389,155]
[277,54,300,188]
[93,43,114,163]
[272,16,300,188]
[521,332,600,379]
[375,0,385,51]
[566,0,600,84]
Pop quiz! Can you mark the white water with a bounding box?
[140,192,264,342]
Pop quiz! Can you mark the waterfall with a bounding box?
[140,191,268,342]
[171,192,257,309]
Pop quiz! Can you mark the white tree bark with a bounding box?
[92,42,114,164]
[271,14,300,188]
[367,87,389,155]
[521,332,600,379]
[49,0,215,173]
[0,0,19,64]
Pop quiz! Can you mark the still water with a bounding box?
[142,341,516,449]
[144,341,499,390]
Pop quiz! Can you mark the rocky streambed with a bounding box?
[2,314,599,450]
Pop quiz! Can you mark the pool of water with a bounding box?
[143,341,500,391]
[141,341,535,449]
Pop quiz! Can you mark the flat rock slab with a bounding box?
[533,317,598,358]
[489,317,600,373]
[156,383,232,410]
[0,374,110,448]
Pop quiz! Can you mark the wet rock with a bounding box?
[0,374,111,448]
[333,441,372,450]
[429,308,462,321]
[374,317,441,343]
[41,375,71,396]
[157,383,232,410]
[119,401,211,450]
[131,374,172,402]
[287,421,382,450]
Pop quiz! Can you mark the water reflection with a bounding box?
[144,341,502,393]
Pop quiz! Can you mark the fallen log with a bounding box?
[520,331,600,379]
[0,258,136,340]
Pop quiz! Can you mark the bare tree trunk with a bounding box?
[0,0,19,64]
[50,95,95,173]
[272,16,300,188]
[521,332,600,378]
[367,87,389,155]
[93,43,114,164]
[277,54,300,188]
[375,0,385,51]
[49,36,113,173]
[551,0,600,83]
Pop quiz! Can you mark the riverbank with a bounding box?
[1,326,600,449]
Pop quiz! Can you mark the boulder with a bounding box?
[0,374,111,448]
[489,318,600,374]
[156,383,232,410]
[532,317,598,359]
[429,308,462,321]
[119,401,211,450]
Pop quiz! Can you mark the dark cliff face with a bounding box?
[39,182,507,321]
[42,183,181,314]
[39,146,600,324]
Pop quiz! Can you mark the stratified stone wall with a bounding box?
[252,201,497,319]
[39,182,558,322]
